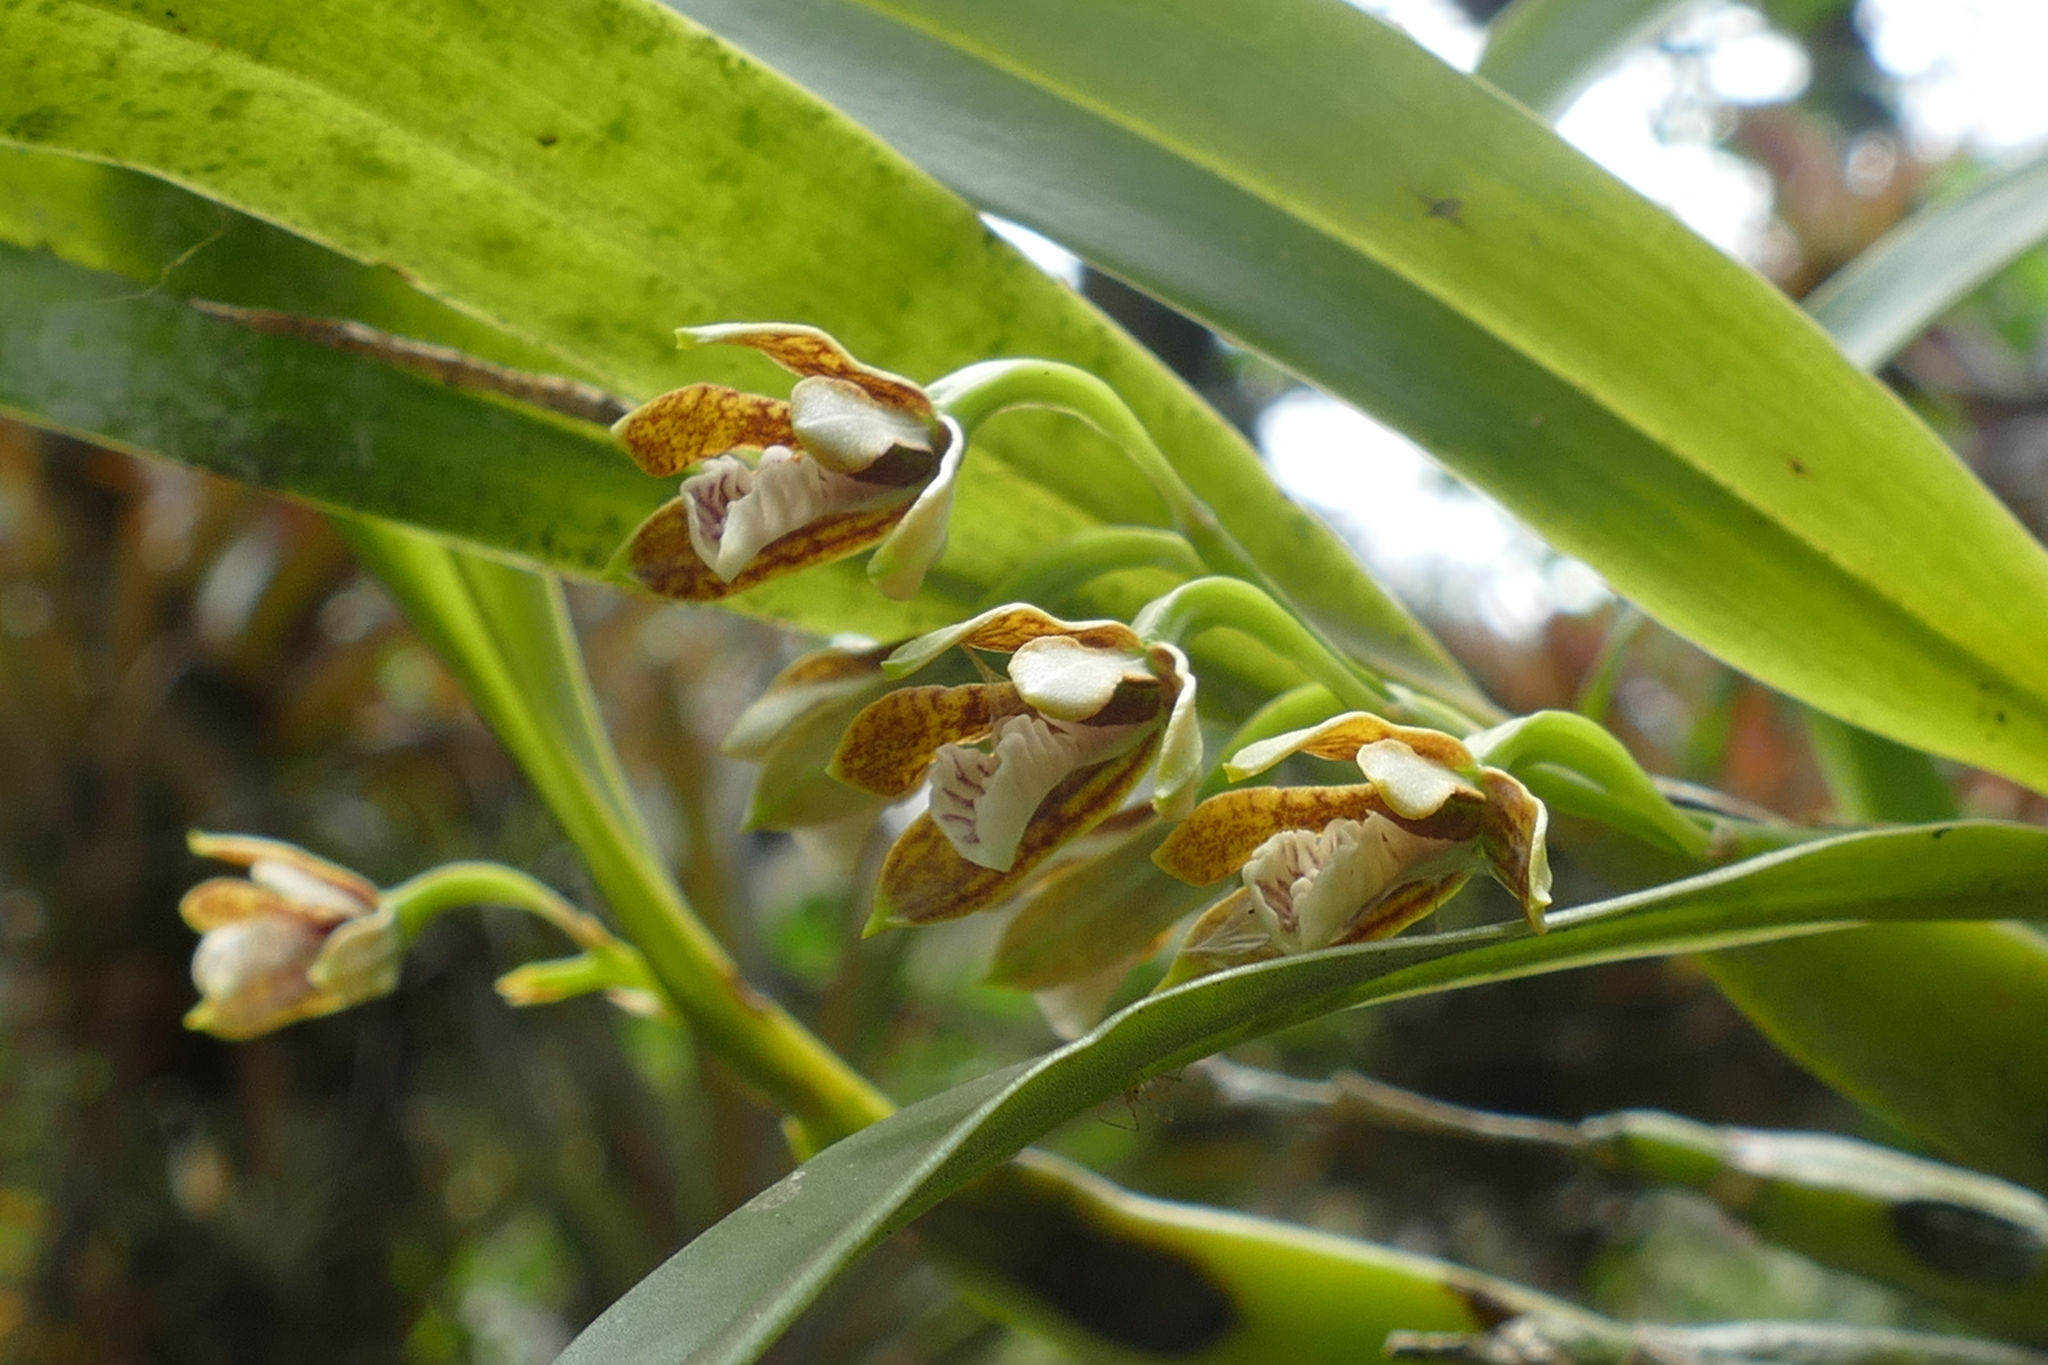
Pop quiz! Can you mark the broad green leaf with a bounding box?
[1693,181,2048,1199]
[0,238,968,635]
[0,1,1469,706]
[1708,923,2048,1195]
[558,821,2048,1364]
[1478,0,1693,118]
[0,249,1318,712]
[1807,146,2048,370]
[670,0,2048,795]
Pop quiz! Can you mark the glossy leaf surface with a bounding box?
[673,0,2048,795]
[559,821,2048,1364]
[0,2,1462,699]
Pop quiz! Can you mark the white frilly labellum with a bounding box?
[682,447,872,581]
[927,712,1149,870]
[1240,815,1445,952]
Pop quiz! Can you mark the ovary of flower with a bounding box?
[683,446,872,582]
[1240,815,1444,953]
[928,711,1151,871]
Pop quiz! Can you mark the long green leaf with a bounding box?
[0,238,972,636]
[1690,163,2048,1197]
[1807,146,2048,370]
[1478,0,1693,118]
[557,821,2048,1364]
[0,0,1469,705]
[669,0,2048,795]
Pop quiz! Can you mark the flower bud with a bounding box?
[179,833,401,1040]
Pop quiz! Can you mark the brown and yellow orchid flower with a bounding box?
[829,605,1203,930]
[612,324,963,602]
[178,833,404,1040]
[1153,712,1551,982]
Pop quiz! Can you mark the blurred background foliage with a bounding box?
[3,0,2048,1359]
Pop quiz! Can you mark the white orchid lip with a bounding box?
[681,447,873,581]
[928,712,1152,871]
[1240,814,1457,952]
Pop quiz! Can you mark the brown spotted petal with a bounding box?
[682,323,933,418]
[869,730,1161,928]
[724,640,896,762]
[1155,786,1394,887]
[830,683,1020,799]
[611,384,795,477]
[882,604,1145,679]
[1224,711,1478,782]
[1479,767,1553,931]
[1326,860,1474,946]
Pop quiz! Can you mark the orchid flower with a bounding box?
[1153,712,1551,981]
[178,833,403,1039]
[612,324,963,601]
[829,605,1202,929]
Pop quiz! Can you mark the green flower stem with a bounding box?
[385,859,615,946]
[977,526,1204,612]
[1199,683,1341,801]
[1132,576,1393,715]
[339,516,891,1146]
[929,359,1259,581]
[382,859,665,1009]
[1466,709,1710,858]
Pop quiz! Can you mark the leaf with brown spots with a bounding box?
[611,384,796,476]
[684,323,933,416]
[871,734,1161,927]
[830,684,1019,798]
[622,498,911,602]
